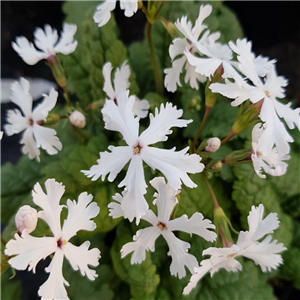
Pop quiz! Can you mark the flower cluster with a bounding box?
[3,2,296,299]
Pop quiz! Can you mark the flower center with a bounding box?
[157,221,167,230]
[133,142,142,155]
[113,97,118,105]
[27,118,34,126]
[264,90,271,97]
[57,238,67,249]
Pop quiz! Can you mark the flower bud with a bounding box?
[205,137,221,153]
[69,110,86,128]
[15,205,38,234]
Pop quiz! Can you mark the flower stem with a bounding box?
[63,86,72,107]
[220,129,236,146]
[202,174,219,209]
[192,106,211,152]
[1,236,7,246]
[146,21,164,96]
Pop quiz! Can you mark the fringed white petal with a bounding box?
[242,235,286,272]
[54,23,78,55]
[119,156,148,223]
[108,192,125,219]
[114,61,131,93]
[12,37,46,65]
[142,146,204,189]
[139,102,192,145]
[164,56,186,92]
[150,177,179,223]
[168,212,217,242]
[121,227,160,264]
[247,204,280,241]
[34,24,58,54]
[33,125,62,155]
[10,77,33,117]
[32,88,58,121]
[102,62,116,99]
[183,259,212,295]
[102,91,139,145]
[4,109,28,136]
[62,192,99,241]
[192,4,212,39]
[184,62,207,90]
[132,98,150,118]
[38,250,70,300]
[5,232,56,273]
[163,230,198,279]
[169,38,188,60]
[81,145,132,182]
[63,241,101,280]
[32,179,65,238]
[120,0,138,17]
[94,0,117,27]
[20,127,41,161]
[259,97,293,156]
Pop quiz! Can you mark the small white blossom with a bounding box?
[69,110,86,128]
[251,123,290,178]
[118,177,217,278]
[15,205,38,234]
[5,179,101,300]
[94,0,138,27]
[102,61,149,118]
[183,204,286,295]
[82,90,204,223]
[164,4,213,92]
[210,38,300,156]
[205,137,221,152]
[4,78,62,162]
[12,23,77,65]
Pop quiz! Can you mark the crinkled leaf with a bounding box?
[111,224,160,300]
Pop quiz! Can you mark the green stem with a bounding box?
[63,86,71,107]
[1,236,7,246]
[146,21,164,96]
[192,106,211,153]
[221,130,236,146]
[202,174,219,209]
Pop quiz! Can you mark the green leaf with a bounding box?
[1,271,22,300]
[111,224,160,300]
[1,156,42,222]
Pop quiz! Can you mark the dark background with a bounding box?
[1,1,300,300]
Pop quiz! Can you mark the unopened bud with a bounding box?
[44,113,60,125]
[205,137,221,152]
[160,18,182,39]
[15,205,38,234]
[214,207,234,247]
[69,110,86,128]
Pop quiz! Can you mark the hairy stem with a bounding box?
[202,174,219,209]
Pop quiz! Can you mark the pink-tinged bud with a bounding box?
[205,138,221,153]
[15,205,38,234]
[69,110,86,128]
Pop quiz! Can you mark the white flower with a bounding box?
[69,110,86,128]
[204,137,221,152]
[94,0,138,27]
[5,179,101,300]
[210,38,300,156]
[82,90,204,223]
[251,123,290,178]
[12,23,77,65]
[4,78,62,162]
[118,177,217,278]
[15,205,38,234]
[164,4,213,92]
[0,131,3,140]
[103,61,149,118]
[183,204,286,295]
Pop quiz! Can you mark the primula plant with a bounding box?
[1,1,300,300]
